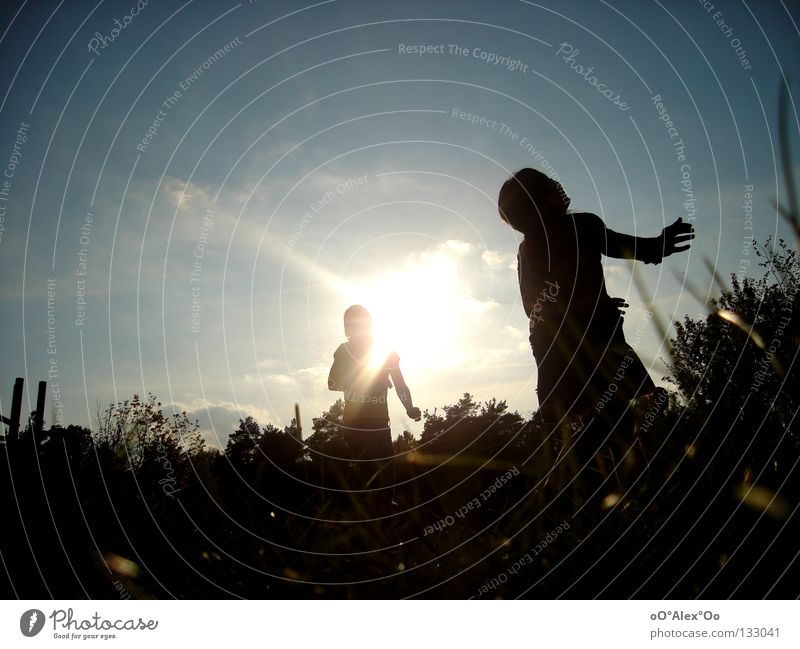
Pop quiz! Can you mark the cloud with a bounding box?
[604,262,627,275]
[295,365,328,377]
[243,372,296,386]
[267,373,295,385]
[257,358,280,369]
[156,174,280,255]
[245,358,329,384]
[481,250,516,270]
[161,176,211,212]
[445,239,472,254]
[169,397,279,449]
[461,296,499,314]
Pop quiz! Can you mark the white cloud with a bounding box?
[243,372,295,386]
[482,249,516,270]
[461,296,499,314]
[169,397,279,449]
[257,358,280,369]
[445,239,472,254]
[604,262,627,275]
[294,365,329,381]
[267,373,295,385]
[161,176,210,212]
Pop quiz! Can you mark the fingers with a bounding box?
[668,222,694,235]
[667,237,694,255]
[666,216,693,230]
[664,218,695,258]
[610,297,628,315]
[657,219,696,257]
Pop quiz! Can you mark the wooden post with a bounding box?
[34,380,46,437]
[6,377,23,440]
[294,403,303,441]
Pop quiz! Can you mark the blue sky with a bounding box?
[0,0,797,447]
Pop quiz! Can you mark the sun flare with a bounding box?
[344,248,472,373]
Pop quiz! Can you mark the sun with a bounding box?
[345,252,469,372]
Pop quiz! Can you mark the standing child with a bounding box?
[328,305,421,472]
[497,168,694,423]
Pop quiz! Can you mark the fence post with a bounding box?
[34,380,46,437]
[294,403,303,441]
[6,377,24,440]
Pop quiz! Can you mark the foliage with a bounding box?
[94,392,204,469]
[420,393,526,458]
[669,238,799,439]
[304,398,350,458]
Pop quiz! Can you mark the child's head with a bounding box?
[498,168,570,233]
[343,304,373,341]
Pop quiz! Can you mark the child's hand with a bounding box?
[406,407,422,422]
[611,297,629,315]
[661,217,695,257]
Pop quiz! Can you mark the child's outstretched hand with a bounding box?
[611,297,629,316]
[661,217,695,257]
[406,407,422,422]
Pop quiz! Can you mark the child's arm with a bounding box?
[603,217,694,264]
[389,367,421,421]
[328,347,346,391]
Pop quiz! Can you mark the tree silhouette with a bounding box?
[670,238,798,433]
[305,398,350,458]
[225,415,263,465]
[94,392,203,469]
[392,430,417,453]
[420,393,525,458]
[669,237,799,490]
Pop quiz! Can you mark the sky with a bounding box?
[0,0,798,448]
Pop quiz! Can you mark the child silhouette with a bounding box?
[328,305,421,465]
[498,168,694,422]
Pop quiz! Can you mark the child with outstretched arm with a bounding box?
[497,168,694,421]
